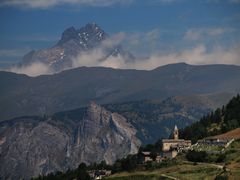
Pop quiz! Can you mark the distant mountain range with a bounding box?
[16,22,134,72]
[0,63,240,121]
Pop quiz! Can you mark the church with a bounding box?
[162,125,191,158]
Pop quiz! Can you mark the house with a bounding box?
[140,151,162,163]
[198,138,234,148]
[197,128,240,148]
[88,170,111,179]
[162,150,178,159]
[140,151,152,162]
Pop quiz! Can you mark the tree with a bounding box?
[121,155,138,172]
[186,150,207,162]
[181,94,240,142]
[76,163,91,180]
[149,151,157,161]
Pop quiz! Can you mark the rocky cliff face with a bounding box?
[0,102,140,179]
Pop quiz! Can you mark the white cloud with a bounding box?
[134,44,240,70]
[126,29,160,45]
[4,28,240,76]
[145,29,160,42]
[206,0,240,3]
[72,49,127,69]
[6,43,240,76]
[184,27,235,41]
[8,62,53,76]
[230,0,240,3]
[101,32,126,48]
[153,0,186,4]
[73,43,240,71]
[72,32,128,69]
[0,0,133,9]
[121,29,161,55]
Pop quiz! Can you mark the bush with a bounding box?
[186,150,207,162]
[215,174,228,180]
[193,162,198,166]
[216,153,226,163]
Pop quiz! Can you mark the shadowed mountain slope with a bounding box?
[0,63,239,120]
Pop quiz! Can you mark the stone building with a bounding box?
[88,170,111,179]
[140,151,162,163]
[162,125,191,158]
[197,138,234,148]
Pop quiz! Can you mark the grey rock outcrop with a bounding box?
[0,102,140,179]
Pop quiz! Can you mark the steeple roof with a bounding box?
[174,125,178,131]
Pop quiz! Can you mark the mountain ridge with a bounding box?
[5,62,240,77]
[0,63,239,121]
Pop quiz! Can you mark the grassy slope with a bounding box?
[106,163,222,180]
[212,128,240,139]
[225,139,240,178]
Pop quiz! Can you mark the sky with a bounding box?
[0,0,240,71]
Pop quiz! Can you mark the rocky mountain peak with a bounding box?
[86,101,111,124]
[57,23,107,47]
[78,22,107,48]
[17,22,134,73]
[83,22,104,34]
[88,101,102,111]
[57,26,78,45]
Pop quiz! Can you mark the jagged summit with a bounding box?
[57,26,78,45]
[18,22,134,72]
[82,22,105,35]
[57,23,107,48]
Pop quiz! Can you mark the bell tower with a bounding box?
[173,125,179,140]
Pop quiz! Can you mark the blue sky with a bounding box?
[0,0,240,68]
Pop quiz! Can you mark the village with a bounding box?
[88,126,237,179]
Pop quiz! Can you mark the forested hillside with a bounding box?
[180,94,240,143]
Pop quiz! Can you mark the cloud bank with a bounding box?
[9,62,53,76]
[0,0,133,9]
[1,0,239,9]
[5,42,240,76]
[184,28,236,41]
[72,43,240,70]
[4,28,240,76]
